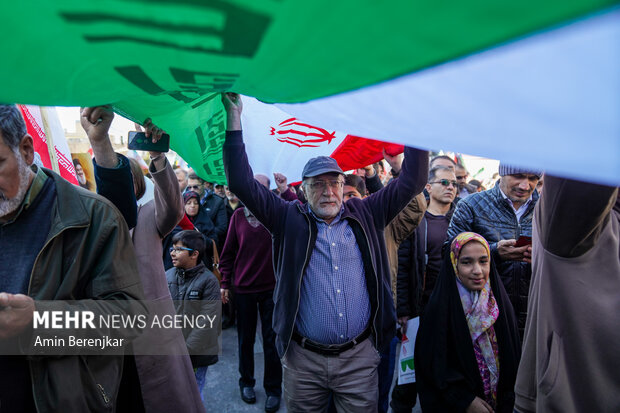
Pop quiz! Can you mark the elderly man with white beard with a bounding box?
[222,93,429,412]
[0,105,144,411]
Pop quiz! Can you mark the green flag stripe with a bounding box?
[0,1,614,182]
[1,1,613,104]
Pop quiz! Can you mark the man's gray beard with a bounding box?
[0,152,33,218]
[77,174,86,185]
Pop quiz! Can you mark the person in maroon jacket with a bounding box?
[219,173,296,413]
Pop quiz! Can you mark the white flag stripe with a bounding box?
[242,97,348,186]
[43,106,77,179]
[24,105,77,182]
[277,9,620,186]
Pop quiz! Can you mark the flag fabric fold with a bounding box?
[0,1,616,184]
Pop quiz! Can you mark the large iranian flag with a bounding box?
[242,97,402,183]
[0,1,617,185]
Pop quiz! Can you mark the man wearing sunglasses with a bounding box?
[221,93,428,412]
[455,164,476,199]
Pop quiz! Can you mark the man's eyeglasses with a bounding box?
[187,185,202,191]
[169,246,194,254]
[308,180,344,191]
[455,175,467,180]
[430,179,458,188]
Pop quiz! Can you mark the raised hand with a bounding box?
[136,118,168,161]
[273,172,288,193]
[81,106,117,168]
[221,93,243,131]
[363,165,376,178]
[142,118,166,143]
[221,92,242,113]
[383,148,403,175]
[80,106,114,143]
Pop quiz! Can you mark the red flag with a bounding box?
[331,135,403,172]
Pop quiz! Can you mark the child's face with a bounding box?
[170,242,197,269]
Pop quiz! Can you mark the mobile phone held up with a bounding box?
[128,131,170,153]
[515,236,532,248]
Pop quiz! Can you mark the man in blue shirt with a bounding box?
[221,93,428,412]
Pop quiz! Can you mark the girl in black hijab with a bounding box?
[415,232,520,413]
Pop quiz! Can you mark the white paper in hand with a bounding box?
[397,317,419,385]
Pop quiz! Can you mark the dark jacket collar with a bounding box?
[190,206,212,225]
[43,168,91,233]
[176,262,206,279]
[489,182,539,212]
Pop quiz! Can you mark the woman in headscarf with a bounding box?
[183,190,215,267]
[415,232,521,413]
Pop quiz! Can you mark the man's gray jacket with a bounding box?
[447,183,539,335]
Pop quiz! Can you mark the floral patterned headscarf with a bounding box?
[450,231,491,276]
[450,232,499,406]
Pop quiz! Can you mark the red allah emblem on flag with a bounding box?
[270,118,336,148]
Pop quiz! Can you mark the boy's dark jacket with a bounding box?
[166,262,220,367]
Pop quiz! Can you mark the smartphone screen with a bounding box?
[515,236,532,247]
[128,131,170,153]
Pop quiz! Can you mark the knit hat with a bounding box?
[183,190,200,204]
[498,163,543,178]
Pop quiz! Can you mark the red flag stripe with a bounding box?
[330,135,404,172]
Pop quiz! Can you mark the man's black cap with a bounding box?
[301,156,344,179]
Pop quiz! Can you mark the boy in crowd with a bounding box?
[166,230,221,400]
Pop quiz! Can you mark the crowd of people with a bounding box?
[0,94,618,413]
